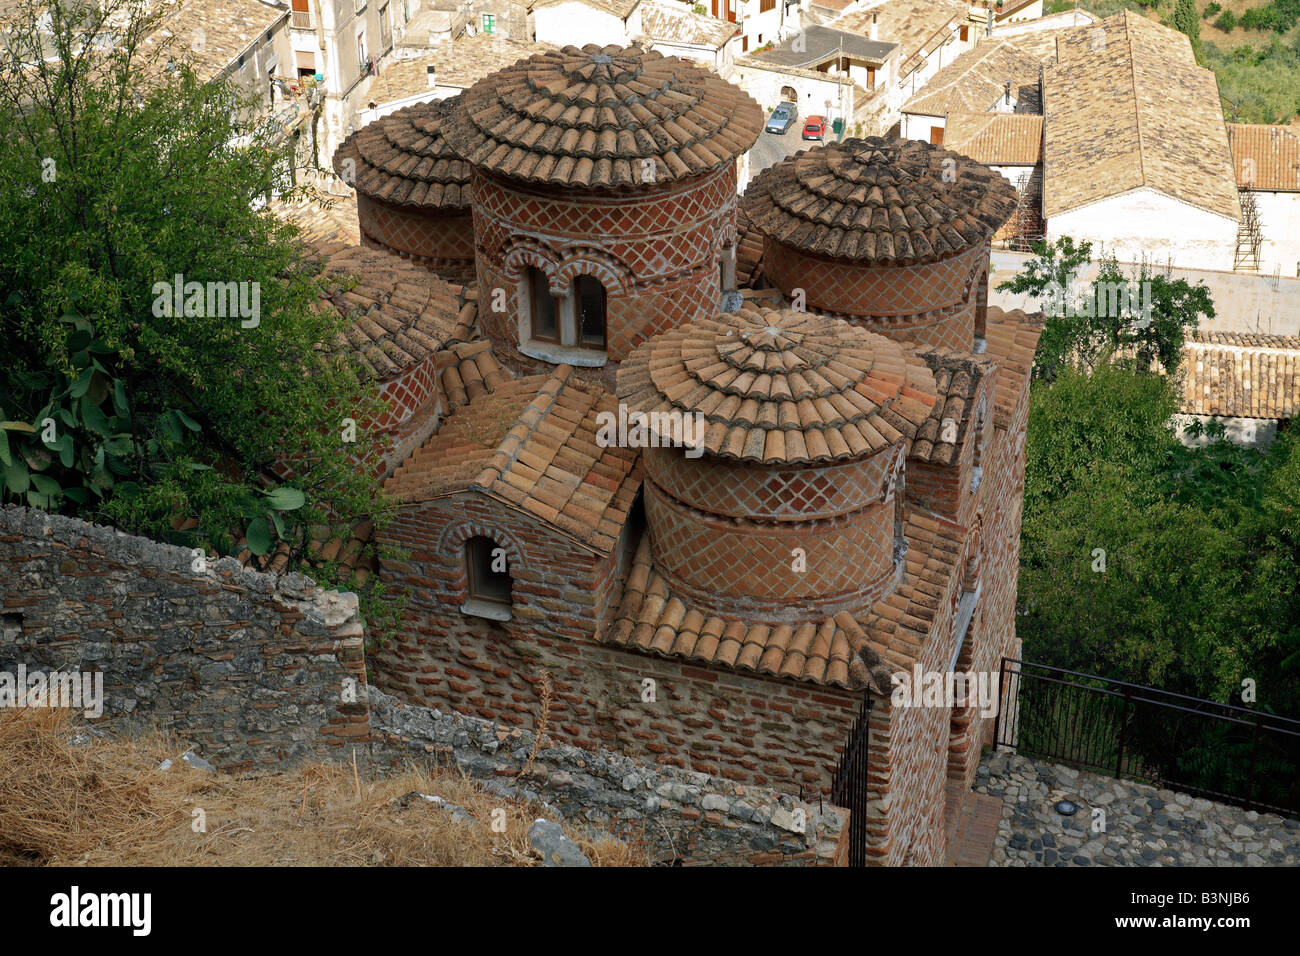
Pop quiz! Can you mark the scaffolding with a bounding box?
[1234,186,1262,273]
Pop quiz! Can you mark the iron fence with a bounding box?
[994,658,1300,816]
[830,693,873,867]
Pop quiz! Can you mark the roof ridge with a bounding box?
[472,365,576,491]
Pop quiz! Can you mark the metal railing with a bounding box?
[830,693,873,867]
[994,658,1300,816]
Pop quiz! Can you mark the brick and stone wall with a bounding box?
[368,589,865,795]
[357,192,477,285]
[371,356,444,477]
[472,165,737,380]
[0,507,369,770]
[369,684,848,866]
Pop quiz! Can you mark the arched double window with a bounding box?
[520,268,606,353]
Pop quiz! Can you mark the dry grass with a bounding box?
[0,707,645,867]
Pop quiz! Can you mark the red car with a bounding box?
[802,115,826,141]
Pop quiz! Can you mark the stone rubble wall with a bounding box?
[0,506,369,770]
[368,685,847,866]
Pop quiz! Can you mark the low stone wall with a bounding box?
[0,507,369,770]
[368,686,846,866]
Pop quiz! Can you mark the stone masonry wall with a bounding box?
[369,684,847,866]
[0,507,369,770]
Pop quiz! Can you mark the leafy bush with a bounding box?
[1204,1,1222,17]
[0,1,395,577]
[1215,9,1238,29]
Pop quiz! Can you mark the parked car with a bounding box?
[801,115,826,141]
[765,102,798,135]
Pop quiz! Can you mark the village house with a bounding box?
[1227,123,1300,278]
[898,39,1040,145]
[638,0,741,72]
[321,43,1043,864]
[1177,331,1300,449]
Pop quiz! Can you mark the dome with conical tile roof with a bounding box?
[443,44,762,189]
[618,306,937,623]
[617,305,936,465]
[334,96,471,211]
[742,136,1018,264]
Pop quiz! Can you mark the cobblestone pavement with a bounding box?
[977,751,1300,867]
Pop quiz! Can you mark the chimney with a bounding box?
[987,7,993,37]
[869,11,878,41]
[427,64,436,88]
[1004,80,1011,107]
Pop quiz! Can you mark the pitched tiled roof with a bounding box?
[534,0,641,16]
[437,340,513,408]
[901,41,1041,118]
[1227,124,1300,192]
[387,366,642,552]
[944,112,1043,166]
[859,511,964,672]
[604,509,965,686]
[334,96,472,210]
[143,0,285,84]
[1041,11,1239,221]
[269,192,361,245]
[909,349,995,464]
[639,1,740,48]
[366,35,556,105]
[742,136,1018,263]
[1181,331,1300,420]
[310,242,465,380]
[982,306,1043,427]
[734,207,767,288]
[830,0,968,79]
[443,44,762,188]
[604,536,894,690]
[617,305,937,465]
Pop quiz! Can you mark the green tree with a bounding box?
[995,236,1093,380]
[1173,0,1204,61]
[0,0,391,568]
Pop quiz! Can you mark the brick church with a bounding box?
[326,44,1042,865]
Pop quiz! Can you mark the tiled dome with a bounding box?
[742,136,1018,264]
[333,96,472,210]
[442,44,762,188]
[617,306,936,464]
[312,242,465,380]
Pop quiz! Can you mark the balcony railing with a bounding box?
[290,9,314,29]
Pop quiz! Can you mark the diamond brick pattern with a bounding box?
[357,193,476,283]
[645,482,896,622]
[642,445,893,521]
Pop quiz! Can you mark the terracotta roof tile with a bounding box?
[909,349,995,464]
[269,192,361,246]
[742,136,1018,264]
[309,241,464,380]
[368,34,557,105]
[902,41,1042,118]
[604,510,966,686]
[386,366,641,553]
[982,306,1043,427]
[617,305,936,465]
[1041,11,1239,221]
[333,96,473,210]
[436,339,513,408]
[1227,123,1300,193]
[734,206,766,288]
[1180,331,1300,420]
[944,112,1043,166]
[443,44,761,188]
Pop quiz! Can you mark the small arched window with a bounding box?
[465,536,512,610]
[525,266,559,343]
